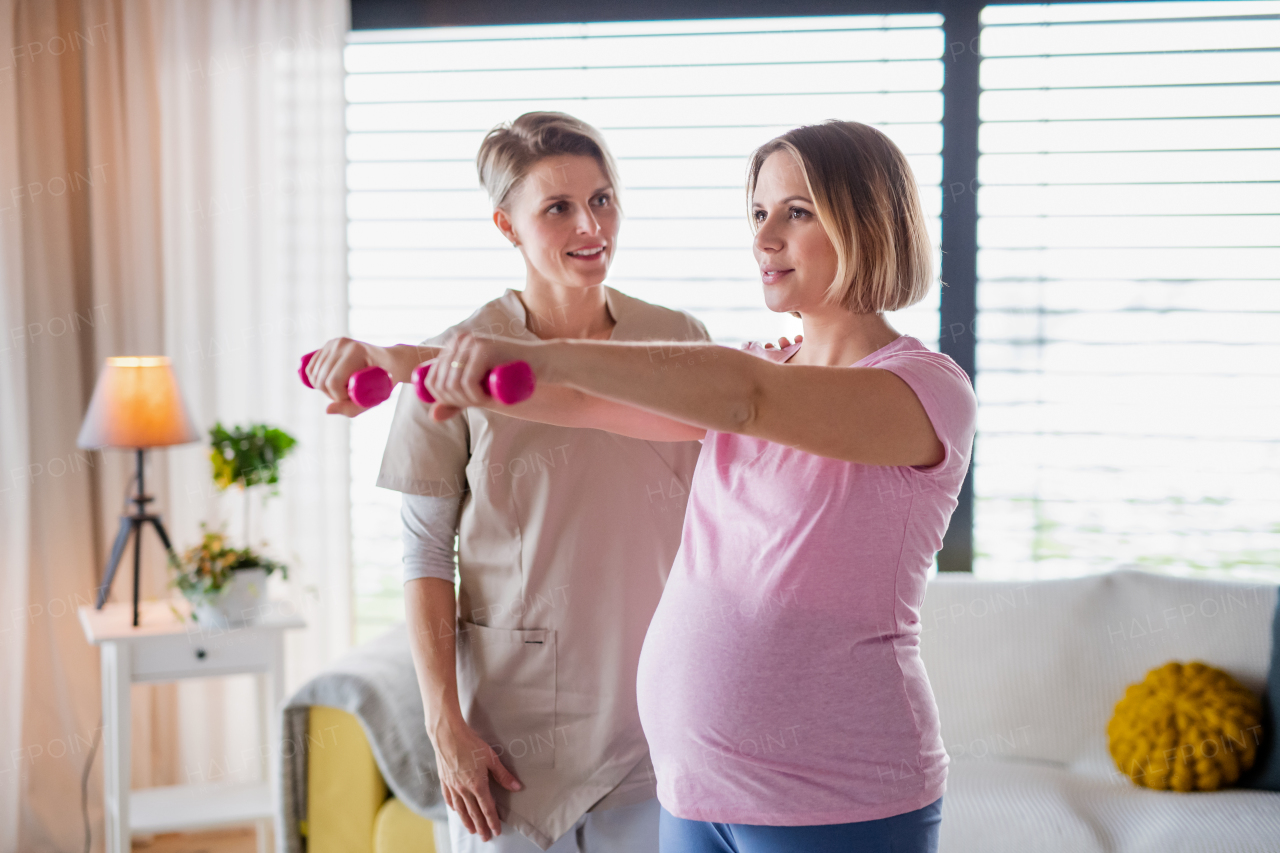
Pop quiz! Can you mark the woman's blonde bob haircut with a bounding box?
[747,121,933,313]
[476,111,623,210]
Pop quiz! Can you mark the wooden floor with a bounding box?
[133,828,259,853]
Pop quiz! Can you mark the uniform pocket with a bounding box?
[455,621,558,770]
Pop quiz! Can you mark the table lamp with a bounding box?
[78,357,200,626]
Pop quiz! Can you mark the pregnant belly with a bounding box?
[636,576,931,795]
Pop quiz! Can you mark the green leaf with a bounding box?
[206,422,299,494]
[169,526,288,605]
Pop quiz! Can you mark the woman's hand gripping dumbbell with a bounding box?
[412,361,535,406]
[416,331,546,421]
[299,336,535,416]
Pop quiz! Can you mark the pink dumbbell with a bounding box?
[413,361,536,405]
[298,350,395,409]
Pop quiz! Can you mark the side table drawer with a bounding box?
[131,629,271,681]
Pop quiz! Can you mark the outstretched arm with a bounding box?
[487,381,707,442]
[425,334,946,466]
[303,333,801,436]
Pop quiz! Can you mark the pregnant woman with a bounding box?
[306,112,711,852]
[421,121,976,853]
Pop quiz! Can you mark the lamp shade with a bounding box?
[77,357,200,449]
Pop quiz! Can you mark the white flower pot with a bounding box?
[192,567,269,627]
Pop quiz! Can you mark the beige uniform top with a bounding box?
[377,288,708,848]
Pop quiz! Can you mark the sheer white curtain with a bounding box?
[149,0,351,802]
[0,0,349,849]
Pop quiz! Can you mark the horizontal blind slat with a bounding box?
[974,1,1280,582]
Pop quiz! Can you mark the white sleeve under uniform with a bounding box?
[401,492,461,585]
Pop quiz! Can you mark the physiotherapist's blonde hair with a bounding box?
[476,112,622,210]
[747,121,933,313]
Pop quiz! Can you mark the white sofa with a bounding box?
[920,569,1278,853]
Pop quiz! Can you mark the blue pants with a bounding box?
[659,798,942,853]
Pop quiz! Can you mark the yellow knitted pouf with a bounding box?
[1108,661,1264,792]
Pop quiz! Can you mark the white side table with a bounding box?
[79,600,305,853]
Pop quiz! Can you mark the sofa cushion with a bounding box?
[307,706,387,853]
[284,624,447,819]
[940,760,1280,853]
[920,570,1276,772]
[374,797,438,853]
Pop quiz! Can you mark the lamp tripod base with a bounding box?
[94,448,178,627]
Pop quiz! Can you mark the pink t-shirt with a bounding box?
[635,335,976,826]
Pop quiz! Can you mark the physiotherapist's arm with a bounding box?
[425,334,944,467]
[405,578,522,842]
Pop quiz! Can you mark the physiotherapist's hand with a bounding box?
[424,332,542,421]
[764,333,803,350]
[430,713,523,842]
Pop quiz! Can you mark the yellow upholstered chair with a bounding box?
[305,706,441,853]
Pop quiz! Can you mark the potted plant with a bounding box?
[170,527,287,626]
[209,422,298,546]
[170,422,297,625]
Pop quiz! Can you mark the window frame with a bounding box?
[347,0,1131,572]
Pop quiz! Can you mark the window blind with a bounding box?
[345,15,946,641]
[974,1,1280,581]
